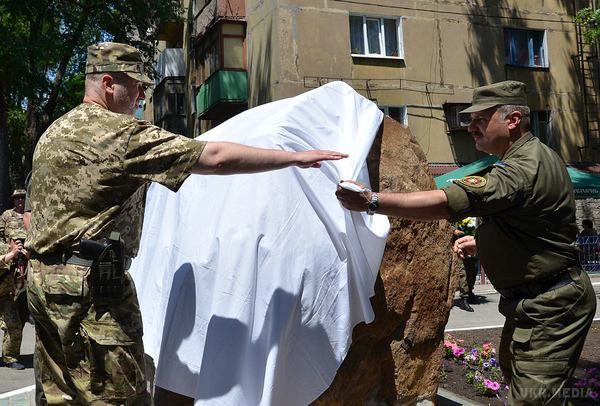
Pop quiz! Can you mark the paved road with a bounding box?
[2,276,600,397]
[445,275,600,332]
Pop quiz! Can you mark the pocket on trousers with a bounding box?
[42,273,85,296]
[513,326,533,344]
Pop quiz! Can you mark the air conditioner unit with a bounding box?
[444,103,471,131]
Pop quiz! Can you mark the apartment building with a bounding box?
[161,0,600,172]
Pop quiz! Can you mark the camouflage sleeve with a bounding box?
[0,211,7,243]
[123,122,206,192]
[443,162,531,222]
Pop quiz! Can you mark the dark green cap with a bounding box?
[459,80,527,115]
[86,42,153,86]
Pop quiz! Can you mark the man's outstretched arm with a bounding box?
[192,142,348,175]
[335,180,450,221]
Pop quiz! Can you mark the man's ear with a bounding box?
[506,110,522,131]
[101,74,115,94]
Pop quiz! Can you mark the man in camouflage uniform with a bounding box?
[0,238,27,369]
[0,189,27,243]
[0,189,28,370]
[336,81,596,405]
[26,42,346,405]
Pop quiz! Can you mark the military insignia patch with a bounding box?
[456,175,487,188]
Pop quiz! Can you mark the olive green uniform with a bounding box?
[27,102,205,404]
[457,256,478,299]
[444,133,596,405]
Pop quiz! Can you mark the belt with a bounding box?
[31,251,132,270]
[496,269,575,301]
[31,251,94,267]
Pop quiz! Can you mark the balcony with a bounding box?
[196,70,248,120]
[193,0,245,38]
[155,48,185,86]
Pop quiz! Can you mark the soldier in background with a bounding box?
[0,239,27,369]
[26,42,347,404]
[0,189,27,243]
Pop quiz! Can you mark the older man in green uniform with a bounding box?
[26,42,347,405]
[336,80,596,405]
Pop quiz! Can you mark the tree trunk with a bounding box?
[0,80,10,211]
[40,7,90,139]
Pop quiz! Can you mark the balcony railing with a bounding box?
[195,70,248,118]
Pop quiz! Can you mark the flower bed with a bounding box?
[438,325,600,405]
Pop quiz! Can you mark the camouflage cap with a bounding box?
[10,189,26,199]
[459,81,527,115]
[85,42,153,87]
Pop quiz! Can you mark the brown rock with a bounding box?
[312,117,458,405]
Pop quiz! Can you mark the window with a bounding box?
[504,28,548,68]
[194,22,246,86]
[380,106,408,126]
[531,111,551,145]
[350,16,403,58]
[443,103,471,131]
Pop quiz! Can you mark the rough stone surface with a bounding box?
[312,117,457,405]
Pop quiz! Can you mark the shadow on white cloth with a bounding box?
[130,81,390,405]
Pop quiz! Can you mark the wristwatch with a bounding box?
[367,192,379,215]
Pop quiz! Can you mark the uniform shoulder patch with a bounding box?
[455,175,487,188]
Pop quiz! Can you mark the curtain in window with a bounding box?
[384,19,398,57]
[366,18,381,55]
[349,16,364,54]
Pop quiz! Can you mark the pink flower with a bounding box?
[484,379,501,391]
[452,346,465,357]
[482,343,493,351]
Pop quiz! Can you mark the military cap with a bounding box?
[85,42,153,86]
[459,80,527,115]
[10,189,26,199]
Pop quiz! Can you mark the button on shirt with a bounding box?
[443,133,578,289]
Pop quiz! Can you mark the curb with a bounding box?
[437,388,484,405]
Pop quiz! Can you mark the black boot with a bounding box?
[468,292,478,304]
[457,297,474,312]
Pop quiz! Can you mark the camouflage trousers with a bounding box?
[0,294,23,363]
[28,259,152,405]
[498,267,596,406]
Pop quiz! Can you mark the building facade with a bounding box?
[175,0,600,170]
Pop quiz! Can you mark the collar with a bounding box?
[501,132,534,160]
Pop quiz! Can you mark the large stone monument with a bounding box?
[312,117,457,405]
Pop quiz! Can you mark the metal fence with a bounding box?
[577,235,600,273]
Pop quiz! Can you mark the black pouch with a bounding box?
[81,232,124,300]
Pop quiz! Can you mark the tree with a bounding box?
[576,7,600,44]
[0,0,182,210]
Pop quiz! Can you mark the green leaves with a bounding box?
[576,7,600,44]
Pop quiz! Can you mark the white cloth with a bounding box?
[130,81,389,405]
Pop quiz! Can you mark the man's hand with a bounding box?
[453,235,477,259]
[6,239,26,262]
[295,150,349,168]
[335,180,372,212]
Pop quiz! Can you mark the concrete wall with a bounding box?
[246,0,588,164]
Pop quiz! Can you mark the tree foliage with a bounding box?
[576,7,600,44]
[0,0,182,209]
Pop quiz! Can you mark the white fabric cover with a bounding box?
[130,81,389,405]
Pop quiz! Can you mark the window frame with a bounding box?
[350,15,404,59]
[504,27,549,68]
